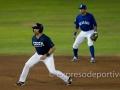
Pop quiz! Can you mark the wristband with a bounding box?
[46,53,50,57]
[94,30,97,33]
[74,32,77,35]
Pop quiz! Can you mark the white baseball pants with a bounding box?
[73,30,94,49]
[19,53,69,82]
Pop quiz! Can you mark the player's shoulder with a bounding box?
[86,12,94,17]
[76,14,82,19]
[77,14,82,17]
[32,35,37,41]
[32,35,36,39]
[42,34,51,39]
[86,12,92,15]
[42,34,49,37]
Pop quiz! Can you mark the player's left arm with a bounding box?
[40,46,56,60]
[40,38,55,60]
[46,39,55,56]
[94,26,97,31]
[47,46,56,55]
[90,15,98,42]
[92,14,97,32]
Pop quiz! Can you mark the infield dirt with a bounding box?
[0,55,120,90]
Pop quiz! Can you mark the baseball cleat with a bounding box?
[90,58,95,63]
[14,81,25,86]
[71,57,78,62]
[67,77,72,86]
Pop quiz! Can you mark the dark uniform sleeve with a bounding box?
[74,16,79,29]
[32,37,34,46]
[91,15,97,27]
[47,37,55,48]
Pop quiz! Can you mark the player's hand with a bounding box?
[40,55,47,60]
[73,35,76,40]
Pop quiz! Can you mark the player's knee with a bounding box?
[49,70,57,75]
[25,62,32,68]
[88,42,93,46]
[73,44,78,49]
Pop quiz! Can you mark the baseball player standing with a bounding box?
[71,4,98,63]
[15,23,72,86]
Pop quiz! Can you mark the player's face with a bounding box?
[79,9,86,14]
[33,29,39,35]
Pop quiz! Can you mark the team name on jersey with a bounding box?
[33,42,44,47]
[79,21,90,26]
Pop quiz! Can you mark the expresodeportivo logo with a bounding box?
[49,71,120,79]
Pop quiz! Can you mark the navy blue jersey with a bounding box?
[74,12,97,31]
[32,34,54,55]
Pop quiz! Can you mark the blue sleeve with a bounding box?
[91,15,97,26]
[74,16,79,29]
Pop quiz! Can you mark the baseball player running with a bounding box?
[15,23,72,86]
[71,4,98,63]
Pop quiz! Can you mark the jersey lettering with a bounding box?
[33,42,44,47]
[79,21,90,26]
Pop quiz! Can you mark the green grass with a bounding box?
[0,0,120,55]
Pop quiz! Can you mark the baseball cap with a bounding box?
[78,4,86,9]
[32,23,41,29]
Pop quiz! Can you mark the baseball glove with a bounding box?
[90,33,98,41]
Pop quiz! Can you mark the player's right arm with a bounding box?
[73,29,78,40]
[34,48,36,53]
[73,18,79,40]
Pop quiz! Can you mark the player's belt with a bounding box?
[82,30,93,32]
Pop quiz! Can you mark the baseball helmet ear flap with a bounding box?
[32,23,44,33]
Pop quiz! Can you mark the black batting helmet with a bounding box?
[32,23,43,33]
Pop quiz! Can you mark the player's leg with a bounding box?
[87,30,95,63]
[17,53,41,83]
[43,54,71,84]
[72,31,86,61]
